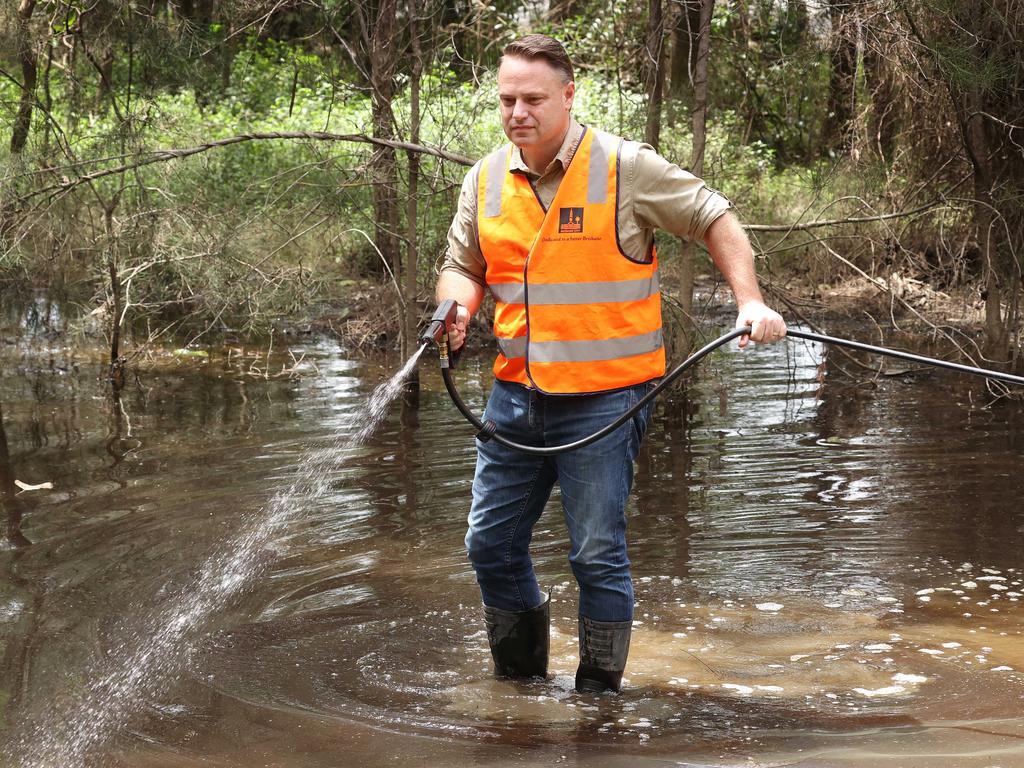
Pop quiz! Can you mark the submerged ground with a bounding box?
[0,313,1022,767]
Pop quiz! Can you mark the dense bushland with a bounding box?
[1,1,1021,372]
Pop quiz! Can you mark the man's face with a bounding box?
[497,56,575,151]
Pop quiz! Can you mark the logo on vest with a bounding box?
[558,207,584,234]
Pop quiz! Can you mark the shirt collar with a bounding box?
[509,119,584,177]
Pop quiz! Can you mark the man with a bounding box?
[435,34,786,693]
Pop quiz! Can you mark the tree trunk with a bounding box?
[97,49,116,112]
[109,250,122,370]
[548,0,585,22]
[690,0,713,179]
[668,0,702,101]
[195,0,214,25]
[369,0,401,282]
[961,96,1008,360]
[403,0,423,406]
[41,40,54,157]
[220,15,234,92]
[863,40,897,161]
[898,2,1019,363]
[821,1,858,155]
[10,0,38,154]
[65,15,81,131]
[0,402,31,548]
[0,402,13,502]
[678,0,715,356]
[173,0,195,21]
[644,0,667,150]
[104,204,126,389]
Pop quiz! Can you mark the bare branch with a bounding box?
[15,131,474,206]
[744,197,955,233]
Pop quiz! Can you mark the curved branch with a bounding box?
[17,131,474,205]
[743,197,954,233]
[15,132,979,247]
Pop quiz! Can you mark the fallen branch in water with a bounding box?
[14,480,54,493]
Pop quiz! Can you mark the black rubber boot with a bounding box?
[483,594,549,679]
[575,616,631,693]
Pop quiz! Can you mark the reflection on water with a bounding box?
[5,341,425,768]
[0,329,1022,767]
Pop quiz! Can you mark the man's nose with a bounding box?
[511,100,529,120]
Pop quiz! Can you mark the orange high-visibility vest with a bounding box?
[476,127,664,394]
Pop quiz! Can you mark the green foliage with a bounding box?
[711,1,830,164]
[3,0,1021,351]
[0,18,837,340]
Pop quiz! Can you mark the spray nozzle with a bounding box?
[421,299,459,347]
[421,299,462,369]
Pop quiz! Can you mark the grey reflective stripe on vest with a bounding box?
[533,274,659,305]
[530,329,663,363]
[483,149,507,218]
[497,329,663,363]
[484,132,612,218]
[587,131,609,204]
[490,273,658,307]
[489,282,525,304]
[496,336,527,359]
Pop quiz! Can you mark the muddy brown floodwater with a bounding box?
[0,323,1023,768]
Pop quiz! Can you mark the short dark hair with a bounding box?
[501,34,574,83]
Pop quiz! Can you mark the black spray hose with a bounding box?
[436,325,1024,457]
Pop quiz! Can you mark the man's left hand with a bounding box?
[735,300,787,349]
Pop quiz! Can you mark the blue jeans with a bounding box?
[465,379,655,623]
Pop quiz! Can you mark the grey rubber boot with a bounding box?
[483,593,549,679]
[575,616,632,693]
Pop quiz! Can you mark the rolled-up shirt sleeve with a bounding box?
[438,164,487,286]
[631,144,732,241]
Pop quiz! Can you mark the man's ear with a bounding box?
[564,81,575,111]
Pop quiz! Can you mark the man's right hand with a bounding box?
[448,304,470,351]
[436,270,484,352]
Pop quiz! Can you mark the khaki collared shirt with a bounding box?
[440,118,731,285]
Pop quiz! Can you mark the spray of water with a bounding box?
[10,345,428,768]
